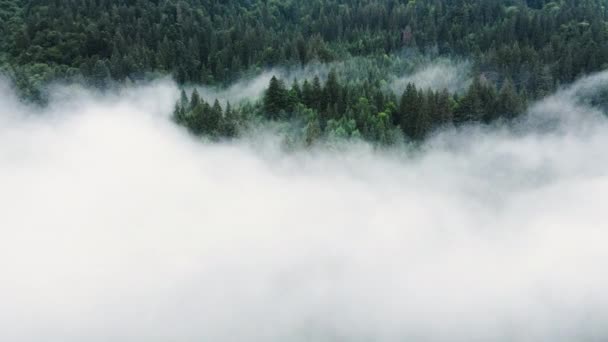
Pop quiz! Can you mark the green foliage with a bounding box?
[2,0,607,91]
[263,76,289,119]
[175,68,531,145]
[2,0,608,144]
[173,91,238,140]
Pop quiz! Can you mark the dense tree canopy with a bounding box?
[1,0,607,144]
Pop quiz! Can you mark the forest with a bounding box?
[1,0,607,144]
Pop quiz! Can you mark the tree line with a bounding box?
[1,0,607,143]
[174,69,525,145]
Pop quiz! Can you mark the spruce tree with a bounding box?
[190,89,202,111]
[399,83,420,139]
[263,76,288,119]
[497,78,522,120]
[312,76,323,111]
[302,79,314,108]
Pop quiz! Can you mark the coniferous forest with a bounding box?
[1,0,608,144]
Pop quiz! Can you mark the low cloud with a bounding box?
[189,55,459,105]
[390,59,472,94]
[1,72,608,341]
[190,64,332,105]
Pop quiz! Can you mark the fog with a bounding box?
[1,71,608,342]
[390,59,472,94]
[190,56,468,105]
[189,63,333,105]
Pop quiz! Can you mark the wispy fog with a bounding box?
[189,63,332,105]
[390,59,472,94]
[1,72,608,341]
[190,56,470,105]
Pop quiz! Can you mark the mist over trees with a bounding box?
[4,73,608,341]
[4,2,608,340]
[1,0,608,143]
[174,70,523,144]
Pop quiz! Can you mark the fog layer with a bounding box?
[390,59,471,94]
[1,73,608,342]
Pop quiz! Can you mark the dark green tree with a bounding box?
[263,76,288,119]
[497,78,522,120]
[399,83,420,139]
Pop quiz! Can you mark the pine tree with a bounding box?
[399,83,420,139]
[304,109,322,146]
[291,79,302,101]
[415,89,433,139]
[201,99,222,137]
[302,79,314,108]
[180,89,189,109]
[436,89,453,125]
[311,76,323,111]
[454,79,484,125]
[263,76,288,119]
[323,69,340,112]
[221,102,238,138]
[173,102,187,125]
[90,60,111,88]
[287,79,302,112]
[497,78,522,120]
[188,102,206,135]
[535,65,554,98]
[190,89,201,111]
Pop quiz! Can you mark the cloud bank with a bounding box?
[1,73,608,342]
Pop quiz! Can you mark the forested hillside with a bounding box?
[1,0,608,144]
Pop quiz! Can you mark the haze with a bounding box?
[1,72,608,342]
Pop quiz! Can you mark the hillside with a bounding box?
[1,0,608,144]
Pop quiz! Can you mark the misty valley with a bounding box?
[1,0,608,341]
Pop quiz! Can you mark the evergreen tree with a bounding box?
[454,79,484,125]
[304,109,322,146]
[323,69,340,113]
[221,102,238,138]
[399,83,420,139]
[190,89,202,110]
[90,60,110,88]
[180,89,189,109]
[263,76,288,119]
[302,79,314,108]
[497,78,522,120]
[436,89,454,125]
[311,76,323,111]
[415,88,434,139]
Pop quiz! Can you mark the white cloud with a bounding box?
[1,73,608,341]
